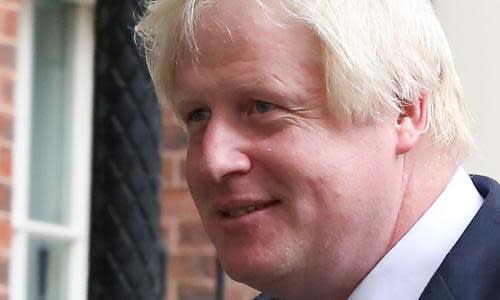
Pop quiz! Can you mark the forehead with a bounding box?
[176,0,321,70]
[170,0,324,108]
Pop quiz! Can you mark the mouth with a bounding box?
[217,200,280,219]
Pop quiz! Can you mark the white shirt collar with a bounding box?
[348,167,484,300]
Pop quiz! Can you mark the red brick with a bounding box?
[1,9,17,39]
[0,254,8,287]
[161,124,188,150]
[170,254,215,279]
[0,0,19,6]
[179,158,186,181]
[162,188,192,203]
[224,287,246,300]
[161,221,173,245]
[162,190,198,218]
[0,77,13,108]
[0,112,12,141]
[0,44,15,69]
[0,217,10,249]
[178,221,211,248]
[178,282,214,300]
[161,156,173,188]
[0,147,10,178]
[0,183,9,212]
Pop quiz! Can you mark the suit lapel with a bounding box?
[420,175,500,300]
[420,272,456,300]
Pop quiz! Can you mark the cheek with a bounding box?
[266,126,399,221]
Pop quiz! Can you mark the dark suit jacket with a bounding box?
[420,175,500,300]
[254,175,500,300]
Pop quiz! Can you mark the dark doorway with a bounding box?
[88,1,166,299]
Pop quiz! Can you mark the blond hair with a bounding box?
[135,0,473,156]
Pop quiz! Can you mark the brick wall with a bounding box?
[0,1,17,299]
[161,109,259,300]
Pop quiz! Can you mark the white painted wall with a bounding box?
[434,0,500,181]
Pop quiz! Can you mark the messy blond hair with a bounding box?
[135,0,473,157]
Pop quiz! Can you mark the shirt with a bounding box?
[348,167,484,300]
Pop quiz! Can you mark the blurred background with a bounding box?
[0,0,497,299]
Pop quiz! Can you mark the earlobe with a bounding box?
[396,92,428,155]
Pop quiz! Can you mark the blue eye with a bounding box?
[187,108,211,122]
[253,100,275,113]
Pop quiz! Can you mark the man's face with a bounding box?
[173,0,405,293]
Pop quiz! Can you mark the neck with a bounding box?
[387,142,459,250]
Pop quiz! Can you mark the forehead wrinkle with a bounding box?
[238,76,268,90]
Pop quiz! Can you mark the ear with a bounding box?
[396,92,428,155]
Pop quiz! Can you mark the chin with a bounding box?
[218,246,292,288]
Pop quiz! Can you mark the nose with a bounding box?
[200,118,251,182]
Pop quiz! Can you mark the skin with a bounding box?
[171,1,457,299]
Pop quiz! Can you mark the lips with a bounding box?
[217,200,280,219]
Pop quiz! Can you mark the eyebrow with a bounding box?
[172,71,289,109]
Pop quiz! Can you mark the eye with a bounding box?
[251,100,276,114]
[187,107,211,123]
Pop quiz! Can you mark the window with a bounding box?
[10,0,95,299]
